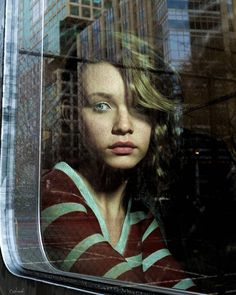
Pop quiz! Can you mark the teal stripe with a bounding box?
[61,233,105,271]
[173,278,195,290]
[54,162,132,253]
[126,253,142,268]
[54,162,110,241]
[130,211,147,225]
[104,261,132,279]
[114,198,132,254]
[41,203,87,232]
[142,219,159,242]
[143,248,170,272]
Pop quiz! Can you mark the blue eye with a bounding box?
[93,102,111,112]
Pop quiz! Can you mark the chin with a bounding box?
[105,157,142,170]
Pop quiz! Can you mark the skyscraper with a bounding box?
[19,0,114,53]
[17,0,235,166]
[77,0,156,62]
[39,0,116,167]
[154,0,235,67]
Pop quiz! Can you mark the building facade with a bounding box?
[18,0,114,53]
[17,0,236,167]
[77,0,156,62]
[154,0,236,67]
[40,0,116,166]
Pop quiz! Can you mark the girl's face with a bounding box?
[80,62,152,170]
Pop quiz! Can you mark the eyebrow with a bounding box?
[87,92,113,100]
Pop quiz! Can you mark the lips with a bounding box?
[109,141,137,155]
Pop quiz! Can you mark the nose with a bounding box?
[112,107,134,135]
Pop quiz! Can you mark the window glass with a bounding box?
[0,0,4,91]
[93,8,101,17]
[104,0,112,9]
[32,2,42,24]
[167,0,188,9]
[1,0,236,294]
[70,5,79,16]
[82,7,91,17]
[82,0,90,5]
[1,0,52,276]
[93,0,102,7]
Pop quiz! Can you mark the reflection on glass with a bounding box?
[41,31,198,291]
[37,0,236,294]
[93,0,102,7]
[82,0,90,5]
[70,5,79,16]
[82,7,90,17]
[93,8,101,17]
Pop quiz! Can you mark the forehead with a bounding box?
[82,62,126,95]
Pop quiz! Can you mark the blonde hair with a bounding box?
[114,33,182,197]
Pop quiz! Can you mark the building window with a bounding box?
[82,7,91,17]
[104,0,112,9]
[70,5,79,16]
[82,0,90,5]
[93,9,101,18]
[93,0,102,7]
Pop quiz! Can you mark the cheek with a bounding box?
[144,132,152,152]
[81,116,108,146]
[138,122,152,146]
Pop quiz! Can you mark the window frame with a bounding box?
[1,0,235,294]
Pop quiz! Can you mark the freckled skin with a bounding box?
[81,62,152,170]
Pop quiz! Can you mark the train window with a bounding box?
[1,0,236,294]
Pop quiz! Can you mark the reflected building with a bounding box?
[154,0,236,67]
[0,0,5,109]
[18,0,113,52]
[77,1,157,62]
[173,0,236,152]
[45,0,114,55]
[18,0,46,178]
[18,0,236,166]
[18,0,115,168]
[75,0,236,167]
[151,0,236,157]
[76,1,235,67]
[39,0,116,167]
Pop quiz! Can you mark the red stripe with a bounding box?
[41,191,85,210]
[42,210,103,264]
[117,266,145,283]
[144,255,190,286]
[70,242,125,275]
[41,169,196,290]
[123,223,142,257]
[142,227,167,257]
[41,170,81,210]
[43,218,101,244]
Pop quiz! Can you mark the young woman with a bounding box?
[41,34,197,291]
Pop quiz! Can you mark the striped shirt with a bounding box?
[41,162,196,290]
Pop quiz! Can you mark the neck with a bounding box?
[77,161,136,248]
[78,162,131,216]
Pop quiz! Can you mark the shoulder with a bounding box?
[130,199,167,238]
[42,169,78,192]
[41,168,82,210]
[129,199,156,231]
